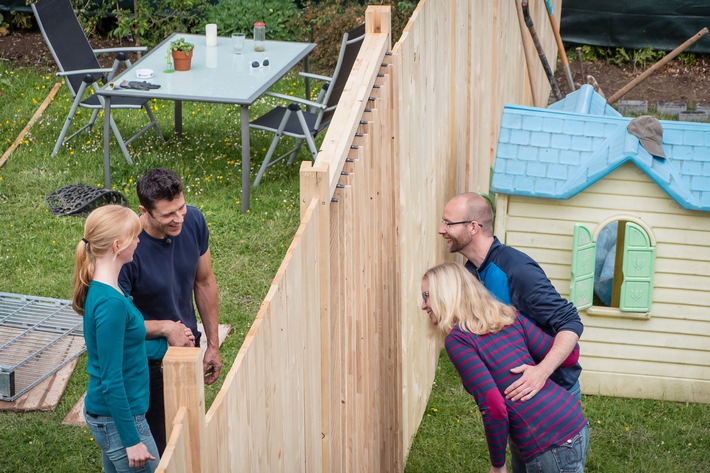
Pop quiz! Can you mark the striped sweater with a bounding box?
[445,315,586,467]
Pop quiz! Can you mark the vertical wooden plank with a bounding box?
[156,407,189,473]
[268,283,286,473]
[328,192,344,473]
[300,203,322,473]
[341,181,355,473]
[232,357,250,471]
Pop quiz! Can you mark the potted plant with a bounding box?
[168,38,194,71]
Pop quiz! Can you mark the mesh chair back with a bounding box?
[32,0,101,97]
[321,23,366,125]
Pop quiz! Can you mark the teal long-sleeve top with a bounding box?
[83,281,167,448]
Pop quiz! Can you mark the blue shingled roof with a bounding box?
[492,87,710,212]
[547,84,622,117]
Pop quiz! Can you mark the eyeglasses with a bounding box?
[422,291,429,302]
[441,219,483,228]
[250,58,270,68]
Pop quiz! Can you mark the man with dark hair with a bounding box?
[440,192,583,473]
[119,168,222,455]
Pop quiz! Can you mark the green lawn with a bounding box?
[0,62,305,472]
[1,64,709,473]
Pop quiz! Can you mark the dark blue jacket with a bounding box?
[465,237,583,390]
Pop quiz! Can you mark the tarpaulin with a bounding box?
[560,0,710,53]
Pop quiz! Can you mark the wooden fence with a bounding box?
[156,1,558,471]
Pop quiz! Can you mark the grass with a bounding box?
[1,64,709,472]
[0,61,306,472]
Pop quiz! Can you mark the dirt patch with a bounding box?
[554,54,710,107]
[2,29,710,106]
[0,30,136,71]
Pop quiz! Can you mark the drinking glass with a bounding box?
[232,33,246,54]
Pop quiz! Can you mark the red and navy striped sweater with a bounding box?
[445,315,586,467]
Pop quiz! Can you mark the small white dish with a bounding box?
[136,68,154,79]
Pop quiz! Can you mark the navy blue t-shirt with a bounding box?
[119,205,209,343]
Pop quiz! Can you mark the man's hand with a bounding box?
[165,321,195,347]
[203,345,222,385]
[504,363,550,401]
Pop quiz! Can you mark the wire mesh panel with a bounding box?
[0,292,85,401]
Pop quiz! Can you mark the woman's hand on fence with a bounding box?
[126,442,155,468]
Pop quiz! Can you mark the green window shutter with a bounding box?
[570,224,595,310]
[620,222,655,312]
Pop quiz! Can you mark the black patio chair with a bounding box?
[32,0,163,165]
[249,23,365,187]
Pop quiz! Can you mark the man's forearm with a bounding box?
[538,330,580,375]
[144,319,174,339]
[194,275,219,348]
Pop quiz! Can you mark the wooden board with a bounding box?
[61,323,232,426]
[0,357,79,412]
[0,330,85,412]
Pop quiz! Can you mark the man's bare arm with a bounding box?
[144,319,194,347]
[194,248,222,384]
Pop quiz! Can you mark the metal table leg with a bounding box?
[103,96,112,189]
[240,104,250,214]
[304,55,311,100]
[175,100,183,135]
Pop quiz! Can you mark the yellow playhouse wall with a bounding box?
[497,163,710,403]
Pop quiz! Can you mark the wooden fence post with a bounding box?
[300,161,331,472]
[163,347,206,473]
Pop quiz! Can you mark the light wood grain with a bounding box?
[153,1,567,470]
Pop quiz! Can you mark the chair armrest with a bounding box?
[56,68,113,78]
[93,47,148,55]
[265,91,328,110]
[298,71,332,82]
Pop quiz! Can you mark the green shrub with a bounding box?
[8,11,33,30]
[205,0,299,40]
[0,13,9,36]
[677,52,697,66]
[111,0,210,48]
[297,0,417,73]
[297,0,366,72]
[568,45,670,71]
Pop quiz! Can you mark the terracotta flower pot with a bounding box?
[172,50,193,71]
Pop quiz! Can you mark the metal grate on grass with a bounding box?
[0,292,85,401]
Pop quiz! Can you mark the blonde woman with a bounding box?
[421,262,589,473]
[73,205,169,472]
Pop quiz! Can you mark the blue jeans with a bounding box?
[511,380,583,473]
[85,412,160,472]
[525,423,589,473]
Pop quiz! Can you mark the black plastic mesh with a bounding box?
[46,184,129,217]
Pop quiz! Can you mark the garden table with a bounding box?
[97,33,316,213]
